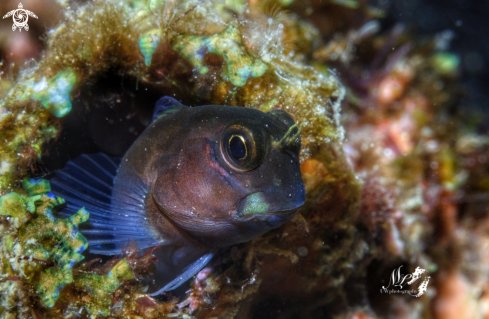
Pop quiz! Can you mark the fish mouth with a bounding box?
[235,191,304,225]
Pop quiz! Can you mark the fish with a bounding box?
[50,96,305,295]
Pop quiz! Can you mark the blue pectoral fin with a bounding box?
[152,96,188,122]
[50,153,163,255]
[50,153,119,219]
[148,252,215,296]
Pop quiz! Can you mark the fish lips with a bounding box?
[235,190,305,229]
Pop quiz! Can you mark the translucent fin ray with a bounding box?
[148,252,215,296]
[50,153,162,255]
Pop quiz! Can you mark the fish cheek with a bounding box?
[151,139,247,241]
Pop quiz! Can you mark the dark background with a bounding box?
[381,0,489,115]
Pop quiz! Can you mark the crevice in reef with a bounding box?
[40,72,165,173]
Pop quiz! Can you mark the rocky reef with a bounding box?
[0,0,488,318]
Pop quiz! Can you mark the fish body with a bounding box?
[51,97,305,294]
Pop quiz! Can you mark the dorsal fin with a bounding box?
[50,153,164,255]
[152,96,187,122]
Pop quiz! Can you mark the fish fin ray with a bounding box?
[50,153,163,255]
[148,252,214,296]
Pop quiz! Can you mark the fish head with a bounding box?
[152,105,305,248]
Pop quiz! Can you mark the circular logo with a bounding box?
[13,9,29,30]
[2,3,38,32]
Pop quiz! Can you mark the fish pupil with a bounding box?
[229,135,246,159]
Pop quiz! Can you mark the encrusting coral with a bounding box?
[0,0,488,318]
[0,179,88,313]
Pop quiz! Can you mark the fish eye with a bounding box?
[222,125,265,171]
[229,135,247,159]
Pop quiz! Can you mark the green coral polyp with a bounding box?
[174,26,267,86]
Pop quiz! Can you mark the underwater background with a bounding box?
[0,0,488,318]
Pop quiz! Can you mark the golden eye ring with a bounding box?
[221,124,265,172]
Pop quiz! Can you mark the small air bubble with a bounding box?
[383,148,394,157]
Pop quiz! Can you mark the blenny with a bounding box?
[51,97,305,295]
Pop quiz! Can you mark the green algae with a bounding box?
[19,206,90,307]
[259,98,278,112]
[0,182,46,221]
[0,179,90,307]
[0,110,58,192]
[174,26,267,86]
[23,178,51,196]
[0,178,138,312]
[224,0,247,14]
[22,69,77,118]
[75,259,135,316]
[3,234,14,252]
[0,193,28,219]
